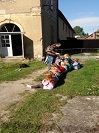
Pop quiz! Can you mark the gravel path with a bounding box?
[0,67,48,123]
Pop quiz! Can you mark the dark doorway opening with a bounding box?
[11,34,22,56]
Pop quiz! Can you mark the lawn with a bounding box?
[0,60,99,133]
[0,60,46,82]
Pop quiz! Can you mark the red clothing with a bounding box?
[59,66,65,74]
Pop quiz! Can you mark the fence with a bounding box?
[56,48,99,55]
[57,39,99,55]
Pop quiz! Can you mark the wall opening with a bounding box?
[0,23,23,57]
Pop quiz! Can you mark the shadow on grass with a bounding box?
[55,64,83,88]
[80,64,84,69]
[55,73,67,88]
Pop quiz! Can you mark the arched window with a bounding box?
[0,23,23,56]
[0,23,20,32]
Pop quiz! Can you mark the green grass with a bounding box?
[0,60,46,82]
[72,52,99,56]
[56,60,99,96]
[1,60,99,133]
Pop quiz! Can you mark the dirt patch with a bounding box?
[0,67,48,123]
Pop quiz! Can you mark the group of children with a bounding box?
[27,54,81,90]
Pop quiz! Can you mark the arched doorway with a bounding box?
[0,23,24,57]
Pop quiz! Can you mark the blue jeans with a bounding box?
[47,55,54,70]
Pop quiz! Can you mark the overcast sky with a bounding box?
[58,0,99,34]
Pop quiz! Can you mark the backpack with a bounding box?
[19,63,29,68]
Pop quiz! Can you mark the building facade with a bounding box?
[0,0,58,59]
[58,10,75,40]
[85,31,99,39]
[0,0,75,59]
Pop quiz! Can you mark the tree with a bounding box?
[97,29,99,33]
[73,26,84,36]
[73,26,89,37]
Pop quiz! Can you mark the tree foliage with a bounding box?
[73,26,89,37]
[73,26,84,35]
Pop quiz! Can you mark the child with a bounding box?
[59,61,67,74]
[51,63,61,73]
[27,71,55,90]
[49,70,59,85]
[50,63,61,79]
[55,55,61,65]
[60,56,64,62]
[64,60,72,72]
[64,53,73,66]
[72,58,80,70]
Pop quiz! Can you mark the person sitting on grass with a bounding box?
[58,61,67,74]
[64,60,72,72]
[55,55,61,65]
[49,70,59,85]
[60,61,68,73]
[72,58,81,70]
[27,71,55,90]
[50,63,61,79]
[64,53,73,67]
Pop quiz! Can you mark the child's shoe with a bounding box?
[27,84,32,88]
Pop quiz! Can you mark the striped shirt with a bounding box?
[46,44,57,56]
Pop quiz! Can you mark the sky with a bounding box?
[58,0,99,34]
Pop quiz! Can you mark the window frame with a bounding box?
[50,0,54,10]
[1,35,10,47]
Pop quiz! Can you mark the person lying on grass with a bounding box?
[27,71,56,90]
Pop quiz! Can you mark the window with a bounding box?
[0,23,20,32]
[1,35,10,47]
[50,0,53,10]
